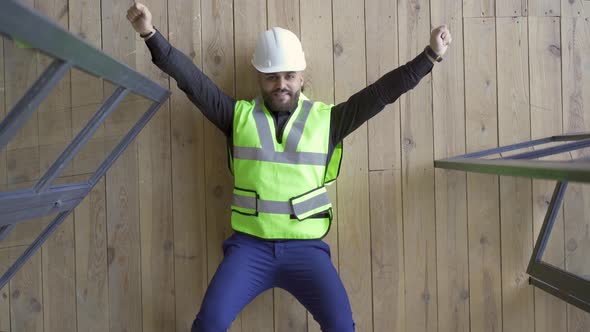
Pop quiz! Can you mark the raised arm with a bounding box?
[127,2,235,137]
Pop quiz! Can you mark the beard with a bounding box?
[261,88,300,112]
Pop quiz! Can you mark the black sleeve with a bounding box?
[330,51,434,144]
[145,31,235,137]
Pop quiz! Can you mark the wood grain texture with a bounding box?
[0,34,7,332]
[562,13,590,329]
[463,0,495,18]
[529,17,567,332]
[102,2,143,330]
[6,247,43,332]
[201,0,238,331]
[74,177,108,332]
[398,0,437,331]
[369,170,405,332]
[366,0,400,171]
[496,0,528,17]
[332,0,372,330]
[167,0,208,330]
[529,0,561,16]
[561,0,589,17]
[497,16,535,332]
[136,1,175,330]
[464,17,503,332]
[431,2,469,331]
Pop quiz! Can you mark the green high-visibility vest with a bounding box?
[228,94,342,240]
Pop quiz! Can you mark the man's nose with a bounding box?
[276,76,287,90]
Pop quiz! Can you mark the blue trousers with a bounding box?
[191,232,355,332]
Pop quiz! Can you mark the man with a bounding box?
[127,3,451,331]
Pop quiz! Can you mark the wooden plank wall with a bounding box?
[1,0,590,331]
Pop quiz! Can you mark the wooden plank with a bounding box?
[398,0,437,331]
[365,1,403,331]
[4,0,38,152]
[366,0,399,171]
[101,0,143,330]
[562,14,590,331]
[369,170,405,332]
[563,182,590,328]
[431,2,469,332]
[463,0,495,18]
[0,35,8,332]
[5,0,39,186]
[464,17,502,332]
[135,1,175,331]
[68,0,105,177]
[529,17,562,141]
[36,0,73,186]
[529,0,560,16]
[41,186,76,332]
[496,0,527,17]
[74,177,108,332]
[568,305,590,332]
[497,16,534,332]
[0,247,10,332]
[266,1,308,330]
[299,1,337,330]
[201,0,238,330]
[3,246,43,331]
[166,0,208,330]
[332,0,372,330]
[34,3,76,330]
[529,16,567,332]
[561,0,588,17]
[268,0,299,33]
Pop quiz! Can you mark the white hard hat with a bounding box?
[251,27,306,73]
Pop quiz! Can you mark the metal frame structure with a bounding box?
[435,133,590,314]
[0,0,170,288]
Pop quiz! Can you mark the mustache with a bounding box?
[272,88,292,95]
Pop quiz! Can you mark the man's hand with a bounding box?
[430,25,452,57]
[127,2,154,36]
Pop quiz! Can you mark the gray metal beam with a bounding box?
[33,87,130,193]
[89,98,170,187]
[0,59,72,151]
[434,158,590,183]
[0,225,15,241]
[0,0,168,102]
[0,211,72,289]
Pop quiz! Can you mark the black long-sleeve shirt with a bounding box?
[145,31,433,155]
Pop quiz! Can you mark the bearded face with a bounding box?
[258,71,304,112]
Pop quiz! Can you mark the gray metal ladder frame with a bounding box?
[435,133,590,313]
[0,0,170,289]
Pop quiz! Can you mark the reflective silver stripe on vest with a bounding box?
[232,194,256,210]
[285,100,313,152]
[239,98,326,165]
[252,97,274,150]
[233,146,327,165]
[292,191,331,217]
[232,189,331,216]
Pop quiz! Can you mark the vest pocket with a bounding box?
[290,186,333,221]
[231,187,258,216]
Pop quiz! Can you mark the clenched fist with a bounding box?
[127,2,154,35]
[430,25,452,57]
